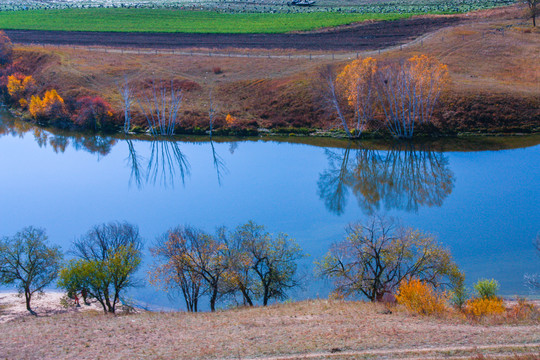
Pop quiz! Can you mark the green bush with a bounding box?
[474,278,499,299]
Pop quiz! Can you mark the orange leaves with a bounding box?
[29,89,66,119]
[407,54,450,95]
[225,113,237,127]
[7,74,35,101]
[464,297,505,318]
[336,57,378,108]
[396,278,448,316]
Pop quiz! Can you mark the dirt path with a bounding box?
[4,16,462,51]
[239,343,540,360]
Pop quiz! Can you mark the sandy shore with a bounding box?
[0,291,108,323]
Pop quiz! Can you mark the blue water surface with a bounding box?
[0,114,538,309]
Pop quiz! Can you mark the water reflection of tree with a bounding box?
[317,144,455,215]
[126,139,191,188]
[0,115,117,156]
[210,141,228,186]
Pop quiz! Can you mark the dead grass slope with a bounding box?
[0,299,539,360]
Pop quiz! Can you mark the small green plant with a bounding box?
[474,278,499,299]
[450,270,468,309]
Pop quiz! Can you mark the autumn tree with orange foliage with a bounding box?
[7,73,36,104]
[150,226,228,312]
[326,55,449,138]
[335,57,378,137]
[317,217,461,302]
[29,89,67,122]
[375,55,449,138]
[149,226,205,312]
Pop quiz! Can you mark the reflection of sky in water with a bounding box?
[0,115,539,309]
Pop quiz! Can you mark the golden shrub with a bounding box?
[225,114,236,127]
[395,278,448,316]
[19,98,28,109]
[7,74,35,100]
[28,89,65,119]
[464,297,505,318]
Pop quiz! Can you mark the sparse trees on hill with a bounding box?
[0,227,63,314]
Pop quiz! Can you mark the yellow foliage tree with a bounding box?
[336,57,378,135]
[407,54,450,125]
[7,74,35,103]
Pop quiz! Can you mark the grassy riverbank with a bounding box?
[5,6,540,136]
[1,294,539,360]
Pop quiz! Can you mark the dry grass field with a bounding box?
[0,297,539,360]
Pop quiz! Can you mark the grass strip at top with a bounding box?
[0,8,416,33]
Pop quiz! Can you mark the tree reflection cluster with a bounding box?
[2,114,455,214]
[0,115,230,188]
[317,143,455,215]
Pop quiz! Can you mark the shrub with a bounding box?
[7,74,35,103]
[225,113,237,127]
[506,298,539,322]
[450,270,468,309]
[464,297,505,318]
[29,89,67,121]
[72,96,115,131]
[474,278,499,299]
[395,278,448,316]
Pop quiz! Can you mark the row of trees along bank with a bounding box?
[0,217,498,314]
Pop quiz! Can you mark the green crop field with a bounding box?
[0,8,420,33]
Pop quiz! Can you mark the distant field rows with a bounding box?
[0,9,418,33]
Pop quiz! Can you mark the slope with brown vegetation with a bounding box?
[5,5,540,135]
[0,298,539,360]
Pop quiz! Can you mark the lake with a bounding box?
[0,112,539,309]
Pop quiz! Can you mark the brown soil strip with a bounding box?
[3,16,461,51]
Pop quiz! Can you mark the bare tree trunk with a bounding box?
[24,288,35,315]
[322,66,353,138]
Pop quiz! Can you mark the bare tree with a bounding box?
[0,227,62,314]
[117,76,134,134]
[317,217,460,301]
[321,65,353,138]
[138,80,183,136]
[208,88,216,137]
[521,0,538,26]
